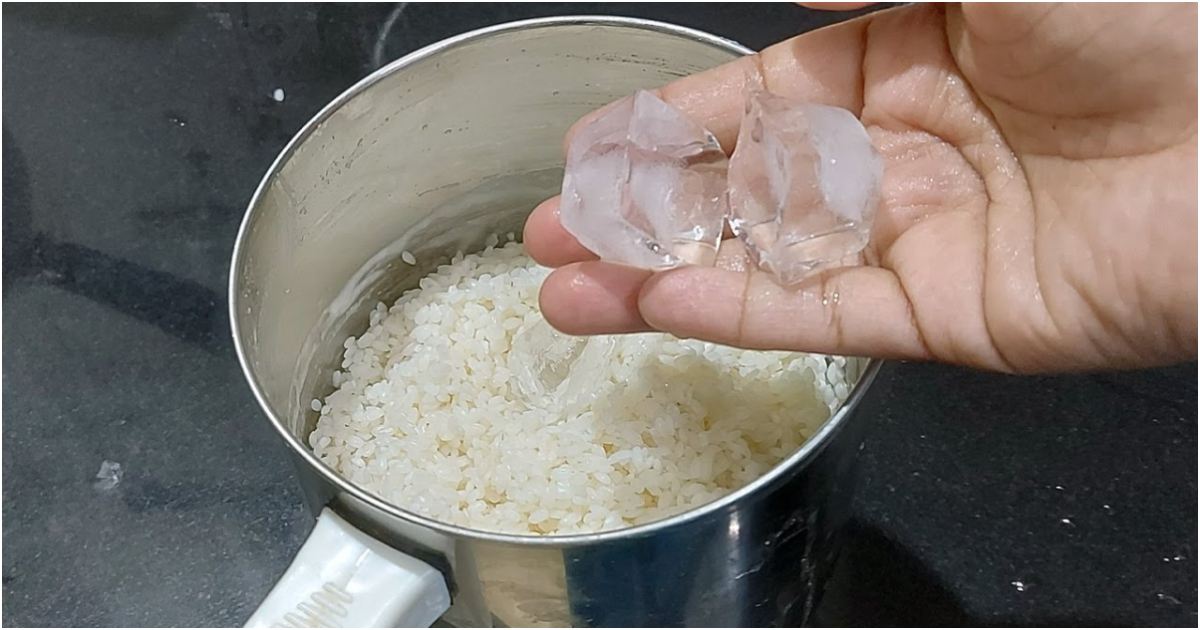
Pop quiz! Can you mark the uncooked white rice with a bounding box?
[310,240,851,535]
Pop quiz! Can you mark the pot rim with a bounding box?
[229,14,882,548]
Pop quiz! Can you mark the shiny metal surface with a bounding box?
[230,16,882,627]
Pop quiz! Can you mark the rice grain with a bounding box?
[310,242,850,535]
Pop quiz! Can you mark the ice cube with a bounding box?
[510,317,614,406]
[94,460,123,491]
[728,90,882,285]
[511,318,586,399]
[560,90,728,269]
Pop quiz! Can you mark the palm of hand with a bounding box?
[526,4,1197,372]
[863,4,1196,371]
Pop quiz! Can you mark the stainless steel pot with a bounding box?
[230,16,883,628]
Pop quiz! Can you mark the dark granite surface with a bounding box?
[2,3,1196,627]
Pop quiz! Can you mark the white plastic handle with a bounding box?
[245,508,451,628]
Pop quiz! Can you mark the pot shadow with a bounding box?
[812,520,1144,627]
[812,519,972,627]
[3,125,223,352]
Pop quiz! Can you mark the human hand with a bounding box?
[524,3,1197,373]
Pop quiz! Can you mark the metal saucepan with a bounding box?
[230,16,883,627]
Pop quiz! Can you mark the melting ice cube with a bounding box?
[560,90,728,270]
[728,90,882,285]
[512,318,586,399]
[94,460,123,491]
[510,318,614,406]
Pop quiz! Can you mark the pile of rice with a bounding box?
[309,240,852,535]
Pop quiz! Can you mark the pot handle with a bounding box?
[244,508,451,628]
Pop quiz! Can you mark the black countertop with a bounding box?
[2,3,1196,627]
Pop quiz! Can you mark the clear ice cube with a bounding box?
[560,90,728,269]
[510,317,615,407]
[94,460,123,491]
[728,90,882,285]
[511,318,587,399]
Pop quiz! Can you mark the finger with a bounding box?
[539,261,653,335]
[538,242,933,361]
[564,13,875,153]
[638,265,932,360]
[538,238,755,335]
[523,197,597,267]
[798,3,874,10]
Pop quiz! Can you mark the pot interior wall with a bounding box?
[232,21,746,441]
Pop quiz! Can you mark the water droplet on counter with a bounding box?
[1011,580,1028,592]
